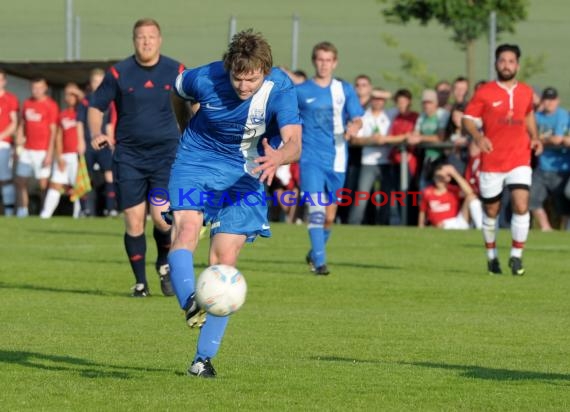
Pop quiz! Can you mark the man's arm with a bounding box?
[418,210,426,228]
[87,107,111,150]
[463,117,493,153]
[0,111,18,141]
[54,127,65,171]
[253,124,302,185]
[526,111,543,156]
[43,122,57,167]
[444,165,473,197]
[170,93,193,133]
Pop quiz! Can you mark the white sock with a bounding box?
[72,199,81,218]
[16,206,29,218]
[482,214,497,260]
[510,212,530,258]
[469,198,483,229]
[40,188,61,219]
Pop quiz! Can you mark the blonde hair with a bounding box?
[132,18,161,38]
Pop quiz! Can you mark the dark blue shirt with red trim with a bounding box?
[90,55,184,160]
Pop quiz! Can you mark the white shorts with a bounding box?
[16,149,51,180]
[479,166,532,200]
[0,142,13,181]
[50,153,78,185]
[441,213,470,230]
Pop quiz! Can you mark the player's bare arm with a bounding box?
[463,117,493,153]
[344,117,362,140]
[526,111,543,156]
[44,123,57,167]
[87,106,111,150]
[170,93,194,133]
[444,164,474,197]
[253,124,302,185]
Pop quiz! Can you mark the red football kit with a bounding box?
[22,97,59,150]
[0,91,19,144]
[464,81,533,172]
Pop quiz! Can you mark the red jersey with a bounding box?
[420,184,461,226]
[464,81,533,172]
[389,111,420,176]
[59,107,79,154]
[0,91,19,143]
[464,154,481,195]
[22,97,59,150]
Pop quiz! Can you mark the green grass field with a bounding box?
[1,218,569,410]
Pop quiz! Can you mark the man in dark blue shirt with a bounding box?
[76,68,116,217]
[88,18,186,297]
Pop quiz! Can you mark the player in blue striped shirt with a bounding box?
[168,29,302,378]
[297,42,363,275]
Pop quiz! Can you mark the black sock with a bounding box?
[153,226,171,267]
[124,233,147,285]
[105,182,116,211]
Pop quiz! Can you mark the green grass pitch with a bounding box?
[1,217,569,410]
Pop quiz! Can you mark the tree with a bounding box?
[378,0,529,84]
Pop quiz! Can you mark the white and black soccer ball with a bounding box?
[195,264,247,317]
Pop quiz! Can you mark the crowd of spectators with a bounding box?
[1,66,569,230]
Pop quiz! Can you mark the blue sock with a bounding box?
[309,227,326,267]
[324,229,331,244]
[167,249,195,309]
[196,314,229,361]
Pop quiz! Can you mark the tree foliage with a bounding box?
[379,0,529,50]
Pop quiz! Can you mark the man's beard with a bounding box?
[497,69,517,82]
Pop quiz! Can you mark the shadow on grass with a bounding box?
[242,258,402,271]
[0,350,171,380]
[402,361,570,382]
[28,229,122,238]
[0,281,124,297]
[312,356,570,383]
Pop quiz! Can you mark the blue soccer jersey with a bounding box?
[296,78,363,192]
[169,61,301,240]
[173,61,301,179]
[90,55,184,158]
[536,107,570,172]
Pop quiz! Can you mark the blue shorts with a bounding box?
[85,147,113,172]
[168,156,271,242]
[299,161,345,197]
[113,157,173,210]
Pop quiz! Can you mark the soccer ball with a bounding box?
[195,264,247,317]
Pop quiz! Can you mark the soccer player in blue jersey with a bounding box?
[296,42,363,275]
[88,18,186,297]
[167,29,302,378]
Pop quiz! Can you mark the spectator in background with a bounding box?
[339,74,372,224]
[76,68,117,217]
[389,89,420,179]
[88,18,185,297]
[445,102,469,174]
[408,89,450,189]
[451,76,470,107]
[297,41,363,275]
[0,69,19,216]
[348,88,402,225]
[40,83,85,218]
[435,80,452,110]
[15,77,59,217]
[530,87,570,231]
[419,163,482,229]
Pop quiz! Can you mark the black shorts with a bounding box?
[113,155,175,210]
